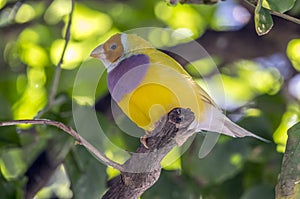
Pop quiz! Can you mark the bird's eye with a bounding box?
[110,43,117,50]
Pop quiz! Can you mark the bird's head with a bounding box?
[90,33,152,72]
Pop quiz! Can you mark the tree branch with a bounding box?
[164,15,298,69]
[167,0,219,5]
[1,107,195,198]
[276,122,300,198]
[243,0,300,25]
[36,0,75,118]
[0,119,124,171]
[172,0,300,25]
[102,108,195,199]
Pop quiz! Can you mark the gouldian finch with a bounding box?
[90,33,266,145]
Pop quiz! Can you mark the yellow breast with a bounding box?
[118,51,204,131]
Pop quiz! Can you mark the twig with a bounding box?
[244,0,300,25]
[36,0,74,118]
[268,9,300,25]
[0,119,124,171]
[49,0,74,104]
[49,0,74,103]
[167,0,219,5]
[176,0,300,25]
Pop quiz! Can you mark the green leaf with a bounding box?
[143,170,197,199]
[255,94,286,131]
[276,122,300,198]
[65,146,107,199]
[264,0,296,13]
[0,148,27,180]
[0,127,20,148]
[241,184,274,199]
[182,136,249,185]
[255,0,274,36]
[0,172,26,199]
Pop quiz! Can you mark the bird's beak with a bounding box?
[90,45,105,59]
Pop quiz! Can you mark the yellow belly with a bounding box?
[118,64,204,131]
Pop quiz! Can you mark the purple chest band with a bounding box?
[107,54,150,102]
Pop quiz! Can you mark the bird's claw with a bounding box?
[140,135,149,149]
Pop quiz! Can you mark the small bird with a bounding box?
[90,33,267,148]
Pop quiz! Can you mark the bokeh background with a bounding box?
[0,0,299,198]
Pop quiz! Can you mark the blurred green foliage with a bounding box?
[0,0,299,198]
[276,122,300,198]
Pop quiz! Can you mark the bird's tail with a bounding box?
[197,117,269,158]
[222,118,269,142]
[192,105,269,142]
[195,105,270,158]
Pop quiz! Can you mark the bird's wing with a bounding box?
[146,49,220,109]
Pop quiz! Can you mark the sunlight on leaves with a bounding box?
[155,2,173,21]
[36,185,72,199]
[108,3,126,18]
[146,28,193,49]
[69,4,112,41]
[186,57,217,77]
[161,147,182,170]
[0,148,26,180]
[27,68,47,87]
[105,141,128,166]
[287,38,300,71]
[16,25,53,70]
[20,43,49,68]
[13,68,47,122]
[15,3,36,24]
[36,165,73,199]
[0,0,6,9]
[50,39,83,69]
[16,74,27,94]
[221,75,255,103]
[230,153,243,168]
[273,105,300,152]
[18,25,53,47]
[72,96,94,106]
[12,85,46,120]
[245,108,262,117]
[44,0,71,25]
[18,28,40,44]
[220,60,283,108]
[106,166,120,180]
[237,61,282,95]
[148,29,172,48]
[155,2,206,37]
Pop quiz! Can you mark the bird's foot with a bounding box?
[140,130,151,149]
[140,135,149,149]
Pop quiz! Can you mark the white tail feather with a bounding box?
[223,118,269,142]
[194,105,269,142]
